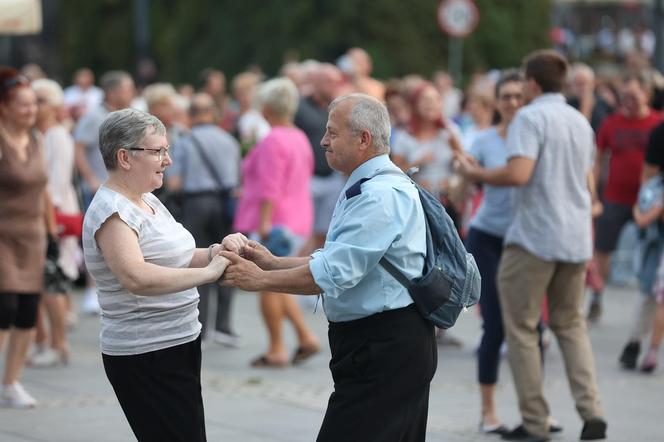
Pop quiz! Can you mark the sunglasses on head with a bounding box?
[2,75,29,92]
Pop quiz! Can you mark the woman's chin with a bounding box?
[151,175,164,191]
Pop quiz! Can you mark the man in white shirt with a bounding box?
[458,50,607,442]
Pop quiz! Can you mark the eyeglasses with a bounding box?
[498,93,523,102]
[128,146,170,161]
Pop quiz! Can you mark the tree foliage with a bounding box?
[56,0,552,84]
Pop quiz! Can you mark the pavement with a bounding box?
[0,284,661,441]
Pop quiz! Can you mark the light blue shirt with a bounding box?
[468,127,514,237]
[309,155,427,322]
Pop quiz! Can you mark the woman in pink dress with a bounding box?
[234,78,320,367]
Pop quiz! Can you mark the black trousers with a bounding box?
[182,192,235,337]
[317,305,437,442]
[102,336,206,442]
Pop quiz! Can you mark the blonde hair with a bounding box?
[32,79,64,107]
[142,83,177,109]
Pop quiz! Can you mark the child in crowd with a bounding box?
[642,174,664,372]
[618,173,664,370]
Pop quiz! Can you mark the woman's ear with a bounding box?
[116,148,132,170]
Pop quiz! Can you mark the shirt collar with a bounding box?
[531,93,565,105]
[343,154,394,192]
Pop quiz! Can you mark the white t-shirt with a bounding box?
[391,124,462,197]
[82,187,201,355]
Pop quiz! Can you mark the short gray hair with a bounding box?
[100,70,132,94]
[99,108,166,170]
[256,77,299,120]
[329,93,391,153]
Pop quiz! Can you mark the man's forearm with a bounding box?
[475,166,520,186]
[258,264,321,295]
[471,157,534,187]
[270,256,312,270]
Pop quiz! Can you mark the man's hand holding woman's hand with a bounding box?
[241,240,277,270]
[218,251,265,292]
[207,233,279,290]
[205,233,249,283]
[218,233,249,255]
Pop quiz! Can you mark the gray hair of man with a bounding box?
[329,93,391,153]
[256,77,299,121]
[100,70,132,94]
[99,108,166,170]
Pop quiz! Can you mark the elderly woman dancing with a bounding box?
[82,108,245,442]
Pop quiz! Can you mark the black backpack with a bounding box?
[347,169,481,329]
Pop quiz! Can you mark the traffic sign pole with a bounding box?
[437,0,479,85]
[448,37,463,87]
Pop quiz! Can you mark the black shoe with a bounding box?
[580,417,607,440]
[501,425,550,442]
[548,423,563,433]
[619,341,640,369]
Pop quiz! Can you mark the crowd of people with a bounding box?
[1,43,664,441]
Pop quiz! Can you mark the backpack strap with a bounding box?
[343,167,421,290]
[379,256,411,289]
[345,168,412,200]
[189,133,226,191]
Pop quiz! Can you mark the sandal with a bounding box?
[250,355,288,368]
[291,345,320,364]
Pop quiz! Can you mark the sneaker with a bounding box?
[28,348,59,367]
[28,347,68,367]
[81,288,100,315]
[587,297,602,323]
[580,417,607,440]
[211,331,243,348]
[619,341,640,370]
[0,382,37,408]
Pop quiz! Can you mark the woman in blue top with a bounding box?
[462,71,524,435]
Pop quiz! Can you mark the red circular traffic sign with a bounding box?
[437,0,480,38]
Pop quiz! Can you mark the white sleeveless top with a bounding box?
[82,186,201,355]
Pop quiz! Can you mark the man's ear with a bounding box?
[359,129,373,151]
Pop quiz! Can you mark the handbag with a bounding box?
[55,210,83,238]
[188,133,236,225]
[262,226,294,257]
